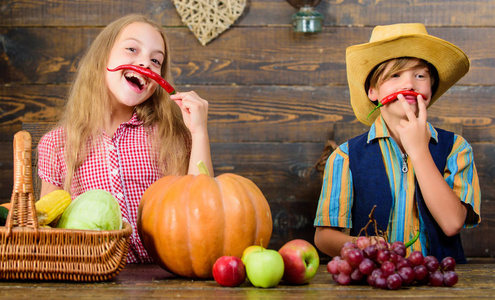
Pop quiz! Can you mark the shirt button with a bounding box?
[117,192,124,199]
[112,169,118,176]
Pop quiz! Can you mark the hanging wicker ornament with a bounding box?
[173,0,246,46]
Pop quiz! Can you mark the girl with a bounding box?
[37,14,213,263]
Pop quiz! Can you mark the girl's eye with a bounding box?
[127,47,137,53]
[151,58,162,66]
[391,73,400,78]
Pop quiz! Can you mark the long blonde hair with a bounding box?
[59,14,191,191]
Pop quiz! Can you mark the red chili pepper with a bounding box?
[107,65,176,95]
[367,90,427,119]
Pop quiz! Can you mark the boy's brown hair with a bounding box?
[365,57,439,103]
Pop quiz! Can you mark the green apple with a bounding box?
[245,248,285,288]
[241,245,264,283]
[241,245,264,265]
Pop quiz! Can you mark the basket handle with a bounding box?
[5,131,39,235]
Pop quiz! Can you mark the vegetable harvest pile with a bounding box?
[0,189,123,230]
[57,189,123,230]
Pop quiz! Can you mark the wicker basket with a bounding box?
[0,131,132,281]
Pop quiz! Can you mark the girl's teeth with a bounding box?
[124,72,147,86]
[123,72,147,90]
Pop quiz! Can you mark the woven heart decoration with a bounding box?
[173,0,246,46]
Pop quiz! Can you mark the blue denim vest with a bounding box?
[348,128,466,263]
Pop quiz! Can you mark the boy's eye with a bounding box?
[416,72,429,79]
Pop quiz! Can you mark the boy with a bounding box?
[314,23,481,263]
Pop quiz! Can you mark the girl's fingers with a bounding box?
[170,91,201,102]
[170,91,209,135]
[171,91,208,114]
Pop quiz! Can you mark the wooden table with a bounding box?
[0,264,493,299]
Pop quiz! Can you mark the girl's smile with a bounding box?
[106,22,165,109]
[123,71,148,93]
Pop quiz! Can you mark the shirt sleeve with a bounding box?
[314,142,353,228]
[37,128,64,188]
[444,134,481,228]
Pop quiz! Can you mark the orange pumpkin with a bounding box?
[137,166,272,279]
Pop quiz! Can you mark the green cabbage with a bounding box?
[56,189,123,230]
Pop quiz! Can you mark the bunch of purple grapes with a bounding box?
[327,236,458,290]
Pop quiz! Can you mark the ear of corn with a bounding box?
[36,190,72,226]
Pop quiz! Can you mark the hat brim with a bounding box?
[346,34,470,126]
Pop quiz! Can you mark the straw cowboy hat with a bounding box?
[346,23,470,126]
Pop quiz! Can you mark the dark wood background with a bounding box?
[1,0,493,261]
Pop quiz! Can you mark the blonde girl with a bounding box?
[37,14,213,262]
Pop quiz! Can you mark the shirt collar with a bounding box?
[367,115,439,143]
[123,112,144,126]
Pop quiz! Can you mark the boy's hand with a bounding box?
[395,94,431,158]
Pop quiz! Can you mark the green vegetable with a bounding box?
[405,231,420,248]
[0,206,9,226]
[56,189,122,230]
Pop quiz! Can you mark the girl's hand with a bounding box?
[170,91,209,135]
[171,91,213,176]
[395,94,431,158]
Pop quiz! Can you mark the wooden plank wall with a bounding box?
[1,0,493,260]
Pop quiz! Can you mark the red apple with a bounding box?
[212,256,246,287]
[278,239,320,285]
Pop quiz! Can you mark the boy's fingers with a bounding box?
[417,95,428,123]
[398,95,416,121]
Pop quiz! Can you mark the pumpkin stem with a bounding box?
[196,160,210,176]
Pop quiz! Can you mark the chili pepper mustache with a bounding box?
[107,65,177,95]
[367,90,427,119]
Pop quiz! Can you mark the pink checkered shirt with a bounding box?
[37,113,162,263]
